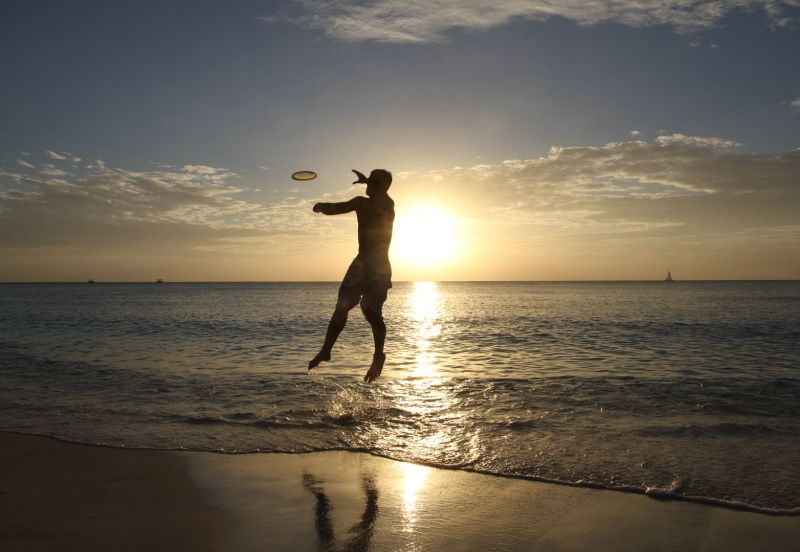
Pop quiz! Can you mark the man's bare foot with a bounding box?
[364,352,386,383]
[308,351,331,371]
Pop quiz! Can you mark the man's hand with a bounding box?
[312,203,322,213]
[352,169,368,184]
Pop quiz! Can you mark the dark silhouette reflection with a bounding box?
[302,472,379,552]
[308,169,395,383]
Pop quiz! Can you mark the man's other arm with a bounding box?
[312,197,364,215]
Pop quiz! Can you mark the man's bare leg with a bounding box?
[361,303,386,382]
[309,299,356,371]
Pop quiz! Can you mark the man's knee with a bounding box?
[360,301,384,324]
[360,288,387,320]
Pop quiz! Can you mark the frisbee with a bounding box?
[291,170,317,181]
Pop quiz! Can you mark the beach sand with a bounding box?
[1,432,798,551]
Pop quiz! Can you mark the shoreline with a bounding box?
[2,431,799,551]
[2,430,797,517]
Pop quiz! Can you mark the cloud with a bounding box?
[262,1,799,43]
[629,130,641,136]
[393,135,800,235]
[0,156,321,256]
[16,159,35,169]
[45,150,66,160]
[789,97,800,112]
[654,133,741,149]
[378,136,799,279]
[38,164,71,177]
[45,150,82,163]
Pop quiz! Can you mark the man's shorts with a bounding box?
[338,255,391,314]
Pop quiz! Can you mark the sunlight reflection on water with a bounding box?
[410,281,442,378]
[380,281,487,468]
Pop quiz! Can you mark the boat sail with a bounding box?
[665,271,674,282]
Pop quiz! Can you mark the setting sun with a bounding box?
[391,205,459,268]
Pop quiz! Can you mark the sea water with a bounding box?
[1,281,798,513]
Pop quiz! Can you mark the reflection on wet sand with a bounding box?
[399,463,430,533]
[303,472,378,552]
[177,448,799,552]
[301,463,432,548]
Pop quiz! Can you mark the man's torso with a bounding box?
[353,194,394,288]
[356,194,394,258]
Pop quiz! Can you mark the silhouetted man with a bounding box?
[308,169,395,382]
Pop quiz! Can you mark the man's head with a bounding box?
[366,169,392,196]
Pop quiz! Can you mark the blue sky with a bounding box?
[1,1,798,280]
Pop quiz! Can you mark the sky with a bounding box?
[1,0,799,281]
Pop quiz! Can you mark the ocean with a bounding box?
[1,281,798,514]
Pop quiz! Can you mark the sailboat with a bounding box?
[665,271,674,282]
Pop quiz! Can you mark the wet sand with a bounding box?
[1,432,798,551]
[0,432,229,551]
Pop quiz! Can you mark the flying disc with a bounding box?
[291,170,317,181]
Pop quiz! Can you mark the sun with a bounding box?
[392,205,459,268]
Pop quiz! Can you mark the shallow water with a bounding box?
[1,281,798,512]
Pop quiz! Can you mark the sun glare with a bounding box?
[392,205,458,268]
[399,462,430,532]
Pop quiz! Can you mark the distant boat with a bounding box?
[665,271,674,282]
[155,278,164,284]
[87,279,95,284]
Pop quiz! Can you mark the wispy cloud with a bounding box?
[654,133,741,149]
[0,155,319,255]
[394,135,800,235]
[37,164,71,177]
[261,1,798,43]
[45,150,66,161]
[45,150,81,163]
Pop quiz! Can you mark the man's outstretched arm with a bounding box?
[312,197,363,215]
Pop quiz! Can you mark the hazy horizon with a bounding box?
[2,1,799,281]
[2,278,799,283]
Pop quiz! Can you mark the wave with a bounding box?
[181,414,332,430]
[636,422,795,437]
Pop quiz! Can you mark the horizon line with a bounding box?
[1,279,799,284]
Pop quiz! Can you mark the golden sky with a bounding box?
[1,2,799,281]
[2,136,799,281]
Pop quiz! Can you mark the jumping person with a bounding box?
[308,169,395,382]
